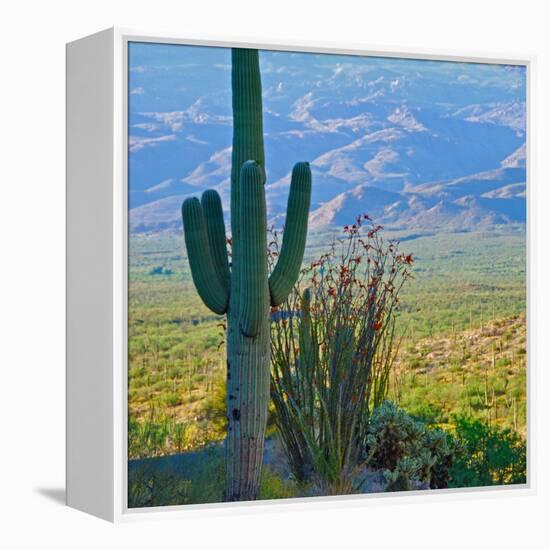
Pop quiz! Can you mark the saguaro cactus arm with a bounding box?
[201,189,231,290]
[181,197,229,315]
[238,161,268,337]
[269,162,312,306]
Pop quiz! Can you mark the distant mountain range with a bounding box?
[128,44,526,235]
[307,144,526,231]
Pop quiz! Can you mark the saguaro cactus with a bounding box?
[181,48,312,501]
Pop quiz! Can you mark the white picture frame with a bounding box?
[66,27,536,522]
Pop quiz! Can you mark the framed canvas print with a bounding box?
[66,28,534,521]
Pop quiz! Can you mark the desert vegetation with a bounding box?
[128,221,526,506]
[270,215,412,493]
[127,47,526,508]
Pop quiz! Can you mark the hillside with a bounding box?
[127,227,526,458]
[393,314,526,434]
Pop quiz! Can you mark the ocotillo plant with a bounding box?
[181,48,312,501]
[271,217,413,493]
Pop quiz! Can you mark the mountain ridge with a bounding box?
[128,47,526,235]
[130,144,526,234]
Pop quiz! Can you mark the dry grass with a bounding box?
[392,314,526,434]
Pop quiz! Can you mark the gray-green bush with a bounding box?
[366,401,454,491]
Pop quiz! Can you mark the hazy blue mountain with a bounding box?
[128,43,526,234]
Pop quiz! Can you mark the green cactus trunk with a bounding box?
[182,48,311,502]
[226,160,271,502]
[225,50,269,502]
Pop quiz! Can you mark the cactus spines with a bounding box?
[201,189,231,291]
[181,47,311,501]
[181,197,229,315]
[269,162,312,306]
[238,161,269,338]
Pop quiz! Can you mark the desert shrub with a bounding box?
[201,374,227,435]
[449,416,526,487]
[259,466,301,500]
[424,428,455,489]
[405,402,447,425]
[128,413,173,458]
[128,409,216,458]
[367,401,425,471]
[162,392,181,407]
[384,456,426,492]
[366,401,454,491]
[270,217,413,493]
